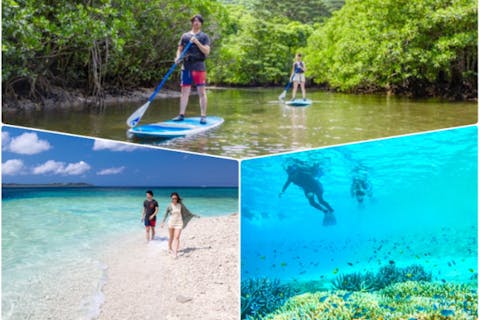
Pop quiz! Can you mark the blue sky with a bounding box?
[2,126,238,187]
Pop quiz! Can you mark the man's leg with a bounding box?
[301,81,306,99]
[193,71,207,123]
[316,191,334,213]
[179,85,191,116]
[174,69,192,120]
[197,85,207,118]
[151,226,155,240]
[145,226,150,242]
[305,191,327,212]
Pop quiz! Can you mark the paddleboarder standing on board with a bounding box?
[172,14,211,125]
[290,53,307,101]
[279,159,336,226]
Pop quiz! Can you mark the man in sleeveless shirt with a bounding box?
[172,14,211,124]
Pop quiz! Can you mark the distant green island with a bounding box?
[2,183,94,188]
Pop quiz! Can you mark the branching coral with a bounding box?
[241,278,294,319]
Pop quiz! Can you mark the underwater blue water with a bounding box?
[2,187,238,319]
[241,126,477,286]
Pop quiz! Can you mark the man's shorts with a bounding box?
[181,70,206,87]
[145,218,156,227]
[292,73,306,83]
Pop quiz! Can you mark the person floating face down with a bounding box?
[172,14,211,125]
[291,53,307,101]
[279,160,336,226]
[351,168,372,205]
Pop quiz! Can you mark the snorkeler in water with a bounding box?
[351,166,372,205]
[279,159,336,226]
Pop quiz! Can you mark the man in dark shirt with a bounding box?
[142,190,159,242]
[279,160,336,226]
[172,14,211,124]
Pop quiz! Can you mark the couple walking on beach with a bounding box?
[142,190,198,258]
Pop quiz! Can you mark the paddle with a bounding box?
[126,41,193,127]
[278,72,296,101]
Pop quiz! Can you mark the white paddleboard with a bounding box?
[285,99,312,107]
[128,116,224,138]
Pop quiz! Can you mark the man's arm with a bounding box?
[190,36,210,56]
[279,178,292,197]
[150,206,159,220]
[141,207,146,221]
[175,45,183,63]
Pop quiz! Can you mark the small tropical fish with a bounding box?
[332,267,339,274]
[441,279,446,283]
[389,260,395,265]
[406,273,413,278]
[440,309,455,316]
[347,262,353,266]
[415,255,421,259]
[280,262,287,267]
[469,268,475,273]
[452,260,456,265]
[448,262,452,267]
[260,255,266,260]
[272,264,276,268]
[332,303,338,308]
[319,296,328,302]
[343,292,353,301]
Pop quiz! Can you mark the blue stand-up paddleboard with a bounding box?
[128,116,224,139]
[285,99,312,107]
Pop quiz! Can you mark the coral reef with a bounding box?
[332,263,432,291]
[262,281,478,320]
[241,278,294,319]
[331,272,375,292]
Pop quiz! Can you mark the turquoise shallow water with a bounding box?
[2,187,238,319]
[241,126,477,286]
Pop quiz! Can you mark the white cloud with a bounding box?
[32,160,64,175]
[2,132,10,150]
[97,166,125,176]
[7,132,51,155]
[93,140,139,152]
[33,160,91,176]
[2,159,25,175]
[63,161,91,175]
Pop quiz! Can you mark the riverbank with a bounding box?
[3,83,476,113]
[98,213,239,320]
[2,86,183,112]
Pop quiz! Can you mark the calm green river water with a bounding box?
[3,88,477,158]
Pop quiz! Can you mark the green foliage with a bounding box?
[209,6,313,85]
[2,0,228,99]
[3,0,475,101]
[304,0,477,97]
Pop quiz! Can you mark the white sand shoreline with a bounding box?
[98,214,239,320]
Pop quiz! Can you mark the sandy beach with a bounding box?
[98,214,239,320]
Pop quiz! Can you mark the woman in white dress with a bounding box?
[161,192,197,258]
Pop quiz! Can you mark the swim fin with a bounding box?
[323,212,336,226]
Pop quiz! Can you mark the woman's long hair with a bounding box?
[170,192,182,204]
